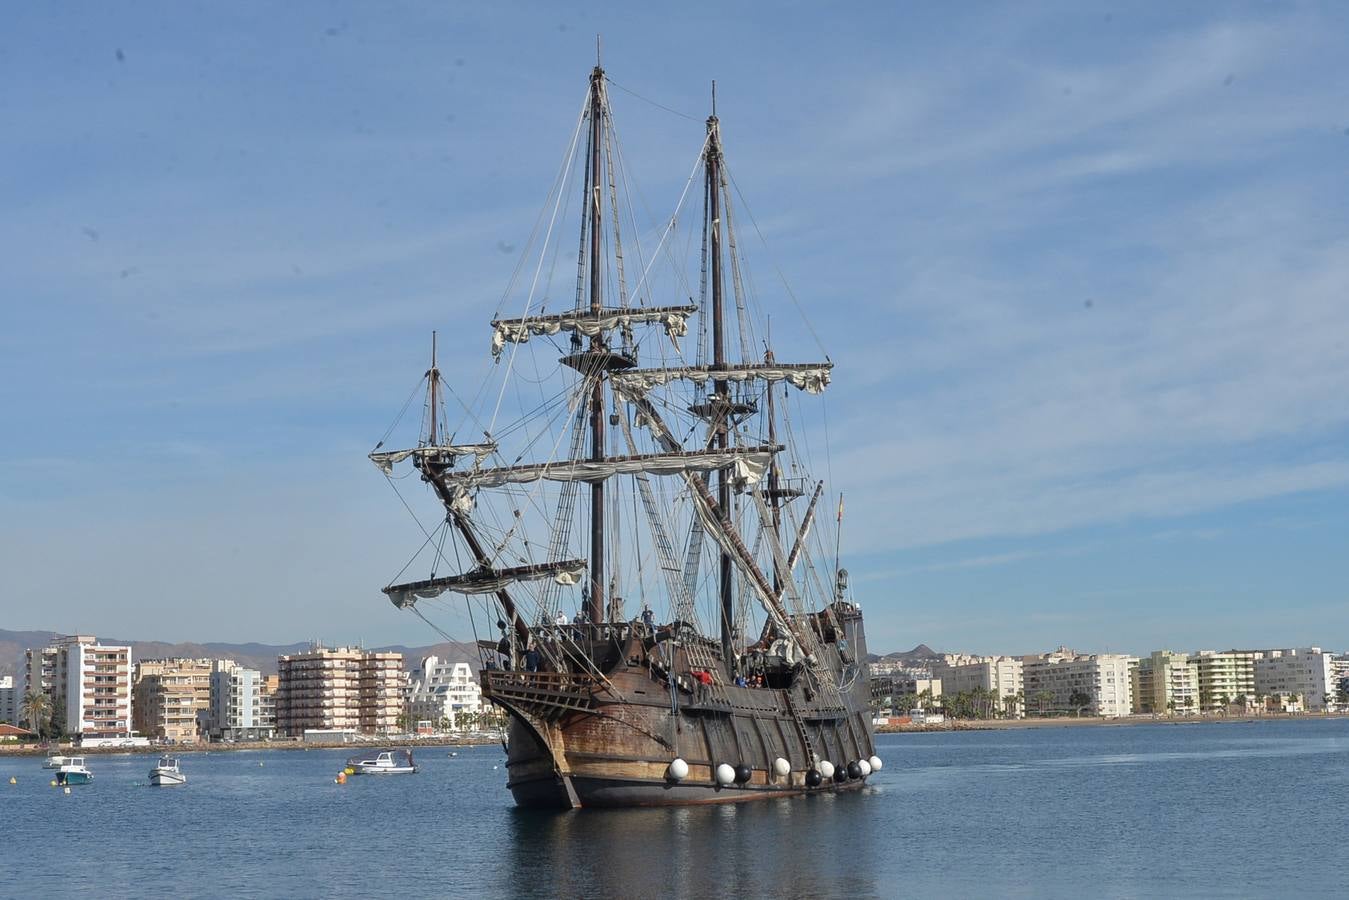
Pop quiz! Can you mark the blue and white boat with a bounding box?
[55,758,93,785]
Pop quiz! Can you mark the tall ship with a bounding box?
[371,61,879,808]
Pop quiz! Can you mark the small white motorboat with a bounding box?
[149,756,186,786]
[55,758,93,785]
[345,748,418,775]
[43,751,71,769]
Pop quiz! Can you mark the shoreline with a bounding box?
[0,735,501,758]
[879,712,1349,733]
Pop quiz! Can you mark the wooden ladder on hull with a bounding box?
[783,690,819,768]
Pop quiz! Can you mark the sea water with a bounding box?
[4,719,1349,898]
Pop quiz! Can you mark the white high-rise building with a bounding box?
[1024,649,1134,717]
[207,660,276,741]
[1189,651,1258,712]
[406,656,483,730]
[1255,648,1335,711]
[25,635,133,739]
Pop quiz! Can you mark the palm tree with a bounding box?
[1034,690,1054,716]
[21,690,52,737]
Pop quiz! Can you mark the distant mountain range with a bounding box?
[0,628,479,680]
[865,643,943,664]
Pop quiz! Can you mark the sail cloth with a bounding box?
[384,559,588,609]
[369,444,497,476]
[490,304,699,358]
[435,446,778,493]
[609,363,833,399]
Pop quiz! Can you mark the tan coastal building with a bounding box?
[1023,649,1133,717]
[133,658,215,743]
[1133,650,1200,714]
[932,655,1024,717]
[275,645,404,737]
[25,635,133,739]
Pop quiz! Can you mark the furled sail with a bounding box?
[490,304,698,358]
[384,559,588,608]
[369,443,497,476]
[609,362,833,399]
[434,446,779,492]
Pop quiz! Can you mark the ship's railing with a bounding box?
[481,670,598,720]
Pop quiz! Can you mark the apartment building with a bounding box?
[405,657,483,730]
[275,645,404,737]
[1023,649,1133,717]
[1133,650,1200,715]
[1255,648,1335,711]
[932,655,1024,717]
[25,635,132,738]
[0,675,16,726]
[206,661,276,740]
[1189,650,1258,712]
[132,658,215,743]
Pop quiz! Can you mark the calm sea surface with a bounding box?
[6,719,1349,898]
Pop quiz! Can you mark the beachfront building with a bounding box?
[133,658,215,743]
[1189,650,1258,713]
[275,645,404,737]
[1022,649,1134,717]
[0,675,16,726]
[1254,648,1335,711]
[870,671,942,712]
[405,657,483,731]
[1132,650,1200,715]
[932,655,1024,717]
[205,661,276,741]
[1332,655,1349,707]
[24,635,133,739]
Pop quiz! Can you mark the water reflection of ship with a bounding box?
[371,58,880,808]
[500,792,882,897]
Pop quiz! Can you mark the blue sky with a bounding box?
[2,1,1347,656]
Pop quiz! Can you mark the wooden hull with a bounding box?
[493,672,876,809]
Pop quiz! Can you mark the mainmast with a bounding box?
[706,89,735,670]
[427,331,439,446]
[586,62,607,625]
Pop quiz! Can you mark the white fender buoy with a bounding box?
[668,758,689,781]
[869,755,883,772]
[772,757,791,777]
[818,760,835,779]
[858,759,872,777]
[714,763,736,785]
[63,786,71,795]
